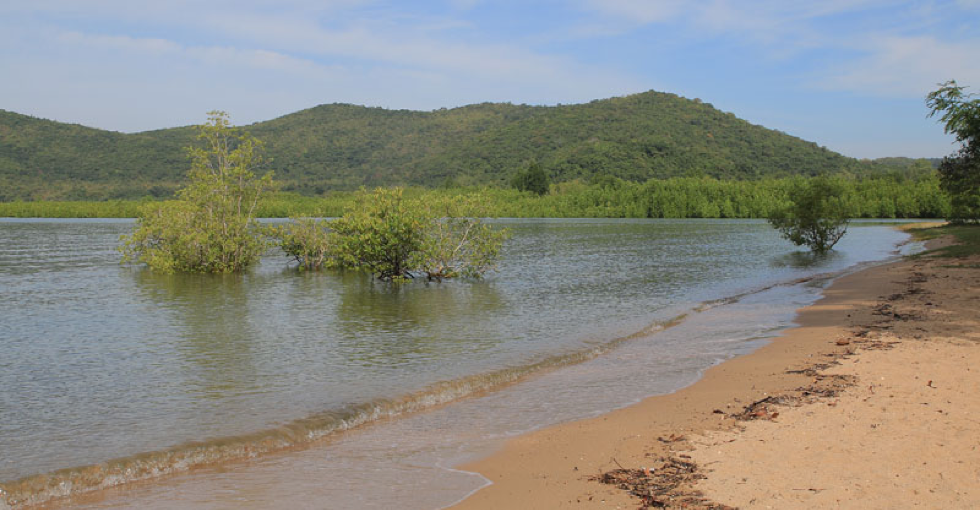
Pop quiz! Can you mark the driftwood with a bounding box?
[591,456,735,509]
[590,272,927,509]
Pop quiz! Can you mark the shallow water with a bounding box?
[0,218,916,507]
[70,279,825,510]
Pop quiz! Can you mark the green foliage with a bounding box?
[2,175,950,220]
[417,195,509,279]
[909,224,980,259]
[257,192,348,218]
[330,188,431,280]
[0,91,920,201]
[927,81,980,143]
[865,157,940,171]
[0,109,192,201]
[120,199,267,273]
[937,145,980,223]
[767,176,853,253]
[119,112,275,273]
[180,112,274,217]
[0,200,144,217]
[281,188,507,280]
[511,160,550,195]
[927,81,980,224]
[266,218,335,271]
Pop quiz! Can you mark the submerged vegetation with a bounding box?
[768,176,852,253]
[269,188,507,280]
[6,85,969,270]
[119,112,275,273]
[267,217,335,270]
[114,112,508,278]
[328,188,430,280]
[416,194,508,279]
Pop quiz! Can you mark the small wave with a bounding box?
[0,254,902,508]
[0,310,689,509]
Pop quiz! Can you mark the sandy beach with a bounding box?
[453,232,980,509]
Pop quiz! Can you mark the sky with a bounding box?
[1,1,978,159]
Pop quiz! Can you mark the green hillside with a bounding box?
[0,90,905,200]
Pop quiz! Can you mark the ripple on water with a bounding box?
[0,218,917,507]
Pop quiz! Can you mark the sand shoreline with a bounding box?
[4,230,972,510]
[452,233,980,509]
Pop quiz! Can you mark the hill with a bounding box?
[0,91,916,200]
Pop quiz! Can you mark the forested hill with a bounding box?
[0,90,902,200]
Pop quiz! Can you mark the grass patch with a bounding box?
[0,193,352,219]
[908,224,980,259]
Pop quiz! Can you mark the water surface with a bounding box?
[0,218,915,507]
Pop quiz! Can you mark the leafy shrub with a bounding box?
[267,218,335,271]
[938,144,980,223]
[511,160,550,196]
[417,195,509,279]
[271,188,507,280]
[329,187,430,280]
[768,177,852,253]
[119,112,274,272]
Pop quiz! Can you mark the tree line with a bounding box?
[0,174,950,220]
[0,90,938,201]
[18,79,980,276]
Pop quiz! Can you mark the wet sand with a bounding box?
[452,233,980,509]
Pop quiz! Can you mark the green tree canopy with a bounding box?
[927,81,980,144]
[120,112,275,272]
[927,80,980,223]
[2,90,884,200]
[268,217,335,271]
[511,160,550,195]
[768,176,852,253]
[330,187,430,280]
[417,194,508,279]
[275,187,507,280]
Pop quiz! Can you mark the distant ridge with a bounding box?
[0,91,929,200]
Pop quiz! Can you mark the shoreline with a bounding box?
[2,224,903,510]
[451,232,979,509]
[0,225,948,509]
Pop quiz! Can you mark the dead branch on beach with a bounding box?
[590,266,936,509]
[591,456,735,509]
[589,333,894,508]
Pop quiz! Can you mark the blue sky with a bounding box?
[1,1,978,159]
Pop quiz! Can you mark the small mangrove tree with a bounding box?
[270,188,507,280]
[120,112,275,272]
[768,176,852,253]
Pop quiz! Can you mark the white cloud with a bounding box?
[577,0,887,34]
[566,0,894,60]
[54,30,335,79]
[0,15,641,132]
[37,4,605,90]
[820,35,980,97]
[575,0,979,100]
[195,11,565,80]
[58,32,182,55]
[577,0,686,24]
